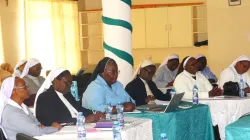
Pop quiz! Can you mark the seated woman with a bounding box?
[218,55,250,92]
[35,67,104,126]
[174,57,222,99]
[21,58,45,106]
[13,60,27,77]
[0,77,61,140]
[82,57,135,113]
[195,55,218,84]
[126,59,171,106]
[154,54,179,88]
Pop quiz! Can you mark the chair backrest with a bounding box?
[73,73,92,95]
[73,73,92,105]
[75,67,88,77]
[0,128,6,140]
[16,133,37,140]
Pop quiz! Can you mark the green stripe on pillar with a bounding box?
[121,0,132,7]
[102,16,133,32]
[104,42,134,66]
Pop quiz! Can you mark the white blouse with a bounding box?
[174,70,213,99]
[218,67,250,89]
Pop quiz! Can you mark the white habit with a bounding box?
[174,70,213,99]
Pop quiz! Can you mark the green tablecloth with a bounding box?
[226,115,250,140]
[125,102,214,140]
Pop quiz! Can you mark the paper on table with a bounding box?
[123,109,141,114]
[158,87,172,94]
[94,128,112,131]
[213,96,237,99]
[86,128,102,133]
[158,87,172,90]
[154,100,170,105]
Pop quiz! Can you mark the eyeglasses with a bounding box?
[143,68,155,74]
[14,84,29,90]
[61,78,73,87]
[105,69,120,76]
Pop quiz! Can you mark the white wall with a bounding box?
[207,0,250,76]
[0,0,25,66]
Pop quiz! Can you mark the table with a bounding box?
[125,102,214,140]
[196,97,250,140]
[35,117,152,140]
[226,115,250,140]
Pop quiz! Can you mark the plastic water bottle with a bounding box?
[170,87,176,98]
[70,81,79,101]
[105,102,112,120]
[239,78,245,98]
[77,112,86,140]
[113,121,122,140]
[160,133,168,140]
[192,84,199,105]
[116,103,124,128]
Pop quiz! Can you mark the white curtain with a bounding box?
[0,17,5,63]
[25,0,81,74]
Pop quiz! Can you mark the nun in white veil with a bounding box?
[0,77,60,140]
[13,60,27,77]
[0,77,15,139]
[154,54,179,88]
[218,55,250,90]
[34,67,69,116]
[173,57,221,99]
[35,67,104,126]
[20,58,42,78]
[20,58,45,105]
[126,59,171,106]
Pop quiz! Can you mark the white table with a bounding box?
[35,117,152,140]
[186,96,250,140]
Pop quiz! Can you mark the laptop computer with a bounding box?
[136,92,185,113]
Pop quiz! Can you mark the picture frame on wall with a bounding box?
[228,0,241,6]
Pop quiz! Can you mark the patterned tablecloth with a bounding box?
[35,117,152,140]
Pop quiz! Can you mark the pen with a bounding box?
[246,83,249,87]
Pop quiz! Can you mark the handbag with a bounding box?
[223,81,239,96]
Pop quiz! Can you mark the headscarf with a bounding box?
[158,54,179,70]
[13,60,27,77]
[229,55,250,67]
[21,58,40,78]
[195,54,205,60]
[0,77,15,138]
[34,67,67,115]
[132,59,155,80]
[183,56,193,68]
[87,57,114,85]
